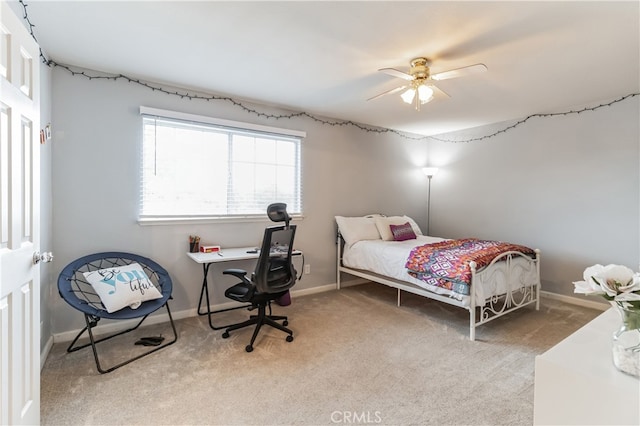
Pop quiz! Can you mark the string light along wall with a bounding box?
[18,0,639,144]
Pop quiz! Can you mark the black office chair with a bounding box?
[221,203,297,352]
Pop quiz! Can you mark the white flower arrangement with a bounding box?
[575,264,640,377]
[573,264,640,311]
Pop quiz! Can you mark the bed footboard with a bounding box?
[468,249,541,340]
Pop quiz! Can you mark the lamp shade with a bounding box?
[417,85,434,104]
[400,88,416,104]
[422,167,439,177]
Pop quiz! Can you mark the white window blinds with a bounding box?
[140,107,304,219]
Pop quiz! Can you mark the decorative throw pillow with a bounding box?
[83,263,163,313]
[390,222,417,241]
[375,216,422,240]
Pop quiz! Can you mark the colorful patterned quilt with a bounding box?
[405,238,536,295]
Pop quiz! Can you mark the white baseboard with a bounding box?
[45,285,605,359]
[540,290,609,311]
[52,300,241,343]
[339,280,607,309]
[337,281,608,310]
[338,277,370,288]
[292,283,337,296]
[52,283,338,344]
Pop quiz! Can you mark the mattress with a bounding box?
[341,236,536,307]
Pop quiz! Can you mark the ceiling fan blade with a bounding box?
[429,84,450,98]
[367,85,407,101]
[431,63,487,81]
[379,67,414,81]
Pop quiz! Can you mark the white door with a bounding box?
[0,1,41,425]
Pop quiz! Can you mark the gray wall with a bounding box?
[49,67,431,334]
[47,64,639,337]
[428,98,639,299]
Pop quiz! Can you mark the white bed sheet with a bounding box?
[342,236,535,307]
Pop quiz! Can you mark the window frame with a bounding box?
[138,106,305,225]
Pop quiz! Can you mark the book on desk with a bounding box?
[199,245,221,253]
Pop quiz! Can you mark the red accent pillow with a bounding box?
[389,222,417,241]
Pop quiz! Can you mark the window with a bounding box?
[140,107,304,221]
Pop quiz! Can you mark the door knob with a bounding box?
[33,251,54,265]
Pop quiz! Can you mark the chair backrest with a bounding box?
[267,202,290,227]
[253,224,297,294]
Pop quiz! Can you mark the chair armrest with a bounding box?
[223,268,251,285]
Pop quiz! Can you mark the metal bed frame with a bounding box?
[336,234,541,341]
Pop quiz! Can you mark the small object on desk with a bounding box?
[189,235,200,253]
[200,245,221,253]
[246,249,258,253]
[217,252,223,257]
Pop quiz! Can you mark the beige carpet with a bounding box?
[41,284,600,425]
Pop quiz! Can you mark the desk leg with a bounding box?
[197,262,252,330]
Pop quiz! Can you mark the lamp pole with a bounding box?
[426,175,433,235]
[422,167,439,236]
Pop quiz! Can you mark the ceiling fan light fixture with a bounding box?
[370,58,487,110]
[417,84,434,104]
[400,88,416,104]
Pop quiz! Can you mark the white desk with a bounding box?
[187,247,302,330]
[187,247,264,265]
[533,308,640,425]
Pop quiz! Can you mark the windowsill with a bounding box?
[137,214,305,226]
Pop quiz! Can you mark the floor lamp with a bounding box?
[422,167,439,236]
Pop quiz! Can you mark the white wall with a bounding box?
[49,67,432,334]
[427,96,640,299]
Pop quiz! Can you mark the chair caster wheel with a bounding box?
[283,320,288,326]
[222,332,229,339]
[245,345,253,352]
[286,335,293,342]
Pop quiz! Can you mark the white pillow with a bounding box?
[83,263,163,313]
[375,216,423,240]
[403,216,423,236]
[335,216,381,246]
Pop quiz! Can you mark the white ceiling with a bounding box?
[21,1,640,136]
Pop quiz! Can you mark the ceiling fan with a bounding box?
[368,57,487,111]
